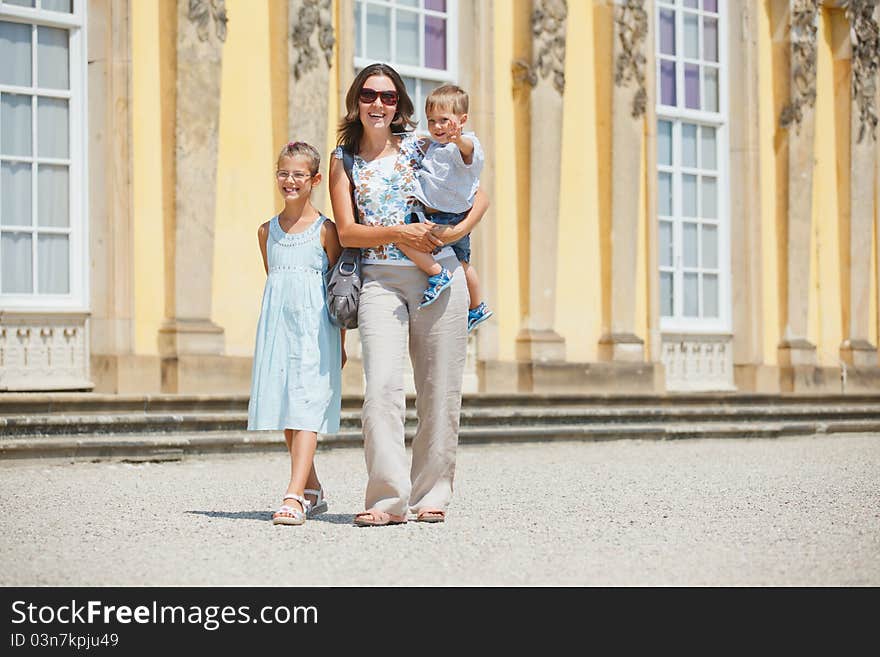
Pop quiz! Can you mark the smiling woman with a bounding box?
[329,62,489,527]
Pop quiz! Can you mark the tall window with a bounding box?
[0,0,84,308]
[354,0,457,124]
[656,0,728,331]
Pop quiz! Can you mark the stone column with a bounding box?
[514,0,567,363]
[777,0,820,369]
[729,0,767,389]
[840,0,879,369]
[598,0,648,363]
[157,0,228,392]
[289,0,334,209]
[459,0,498,386]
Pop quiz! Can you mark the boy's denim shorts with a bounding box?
[426,210,471,263]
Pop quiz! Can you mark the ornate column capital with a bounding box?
[845,0,879,142]
[780,0,820,133]
[187,0,228,43]
[613,0,648,119]
[512,0,567,96]
[291,0,334,81]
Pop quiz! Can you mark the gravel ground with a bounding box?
[1,433,878,586]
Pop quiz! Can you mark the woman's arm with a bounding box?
[328,157,443,253]
[321,218,342,267]
[428,187,490,244]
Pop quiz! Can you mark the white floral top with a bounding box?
[335,133,450,265]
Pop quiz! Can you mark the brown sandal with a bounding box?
[415,509,446,523]
[354,509,407,527]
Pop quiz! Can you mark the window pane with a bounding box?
[37,164,68,227]
[659,9,675,55]
[703,273,718,317]
[701,176,717,219]
[37,232,68,293]
[425,15,446,70]
[682,123,697,167]
[354,0,362,58]
[684,0,698,7]
[684,13,699,59]
[684,63,700,109]
[1,231,32,293]
[41,0,72,10]
[700,125,716,170]
[703,0,718,12]
[682,173,697,217]
[704,67,719,112]
[37,26,69,90]
[395,9,419,66]
[660,60,676,106]
[660,272,674,317]
[425,0,446,10]
[1,162,31,226]
[701,224,718,268]
[704,17,718,62]
[683,222,698,267]
[1,93,32,157]
[6,0,35,7]
[657,120,672,166]
[684,272,699,316]
[396,0,418,7]
[37,96,69,158]
[365,5,390,62]
[658,171,672,216]
[659,220,673,266]
[0,21,32,87]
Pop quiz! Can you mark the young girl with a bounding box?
[247,141,346,526]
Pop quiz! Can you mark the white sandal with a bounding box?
[304,485,328,518]
[272,493,310,526]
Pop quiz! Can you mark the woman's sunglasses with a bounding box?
[358,88,399,106]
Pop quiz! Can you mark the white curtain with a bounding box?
[38,233,68,293]
[0,21,31,87]
[1,232,32,293]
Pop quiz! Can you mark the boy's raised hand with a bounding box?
[447,116,463,144]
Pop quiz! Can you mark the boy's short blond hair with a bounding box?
[425,84,469,116]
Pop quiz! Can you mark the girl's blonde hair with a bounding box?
[277,141,321,175]
[337,63,417,153]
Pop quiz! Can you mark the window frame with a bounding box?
[353,0,459,125]
[655,0,730,334]
[0,0,87,311]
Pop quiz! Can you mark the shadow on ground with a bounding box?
[185,510,355,525]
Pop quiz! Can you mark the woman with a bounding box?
[329,63,489,526]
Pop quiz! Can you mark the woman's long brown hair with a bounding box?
[336,63,417,153]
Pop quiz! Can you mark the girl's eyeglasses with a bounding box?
[358,88,399,106]
[276,171,312,181]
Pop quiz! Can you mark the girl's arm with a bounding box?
[328,156,443,253]
[321,219,347,368]
[257,222,270,275]
[427,187,490,244]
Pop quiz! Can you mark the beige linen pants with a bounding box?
[358,256,468,517]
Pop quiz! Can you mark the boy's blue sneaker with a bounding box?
[419,268,453,308]
[467,302,494,332]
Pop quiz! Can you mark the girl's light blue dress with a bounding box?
[247,215,341,433]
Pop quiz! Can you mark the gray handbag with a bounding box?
[325,148,362,329]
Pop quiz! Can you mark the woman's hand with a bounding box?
[395,221,444,253]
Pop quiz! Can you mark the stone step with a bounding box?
[3,418,879,461]
[3,403,880,437]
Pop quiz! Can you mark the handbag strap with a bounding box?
[340,147,359,225]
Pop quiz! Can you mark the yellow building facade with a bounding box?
[1,0,878,396]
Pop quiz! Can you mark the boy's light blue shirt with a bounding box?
[414,132,484,213]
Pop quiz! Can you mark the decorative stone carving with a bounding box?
[614,0,648,119]
[514,0,566,95]
[188,0,228,42]
[0,314,91,390]
[780,0,819,132]
[844,0,879,142]
[661,335,735,392]
[291,0,334,80]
